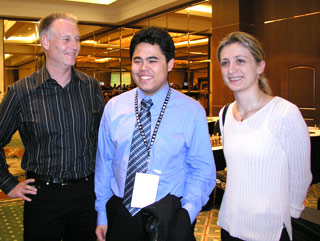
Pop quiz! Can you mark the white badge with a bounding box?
[130,172,160,208]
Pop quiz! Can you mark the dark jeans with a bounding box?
[221,227,290,241]
[24,174,97,241]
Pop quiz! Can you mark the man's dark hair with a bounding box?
[129,26,175,63]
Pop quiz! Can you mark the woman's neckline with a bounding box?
[233,95,275,122]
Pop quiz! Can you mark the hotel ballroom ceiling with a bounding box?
[1,0,212,71]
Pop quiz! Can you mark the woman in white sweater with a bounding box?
[216,32,312,241]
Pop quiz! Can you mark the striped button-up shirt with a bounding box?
[0,64,105,194]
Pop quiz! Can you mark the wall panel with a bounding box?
[286,13,320,125]
[248,0,319,124]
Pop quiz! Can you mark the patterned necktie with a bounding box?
[123,98,153,216]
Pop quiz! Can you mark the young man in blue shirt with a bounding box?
[95,26,216,241]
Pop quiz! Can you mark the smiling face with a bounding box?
[219,42,265,93]
[131,42,174,96]
[42,18,80,70]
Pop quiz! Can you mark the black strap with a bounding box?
[222,103,230,126]
[134,88,171,163]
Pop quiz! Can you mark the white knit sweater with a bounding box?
[218,97,312,241]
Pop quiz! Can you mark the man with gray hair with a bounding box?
[0,12,104,240]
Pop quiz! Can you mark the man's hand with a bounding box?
[96,225,108,241]
[7,179,37,202]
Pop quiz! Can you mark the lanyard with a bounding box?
[134,88,171,164]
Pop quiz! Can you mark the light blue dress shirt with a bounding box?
[95,83,216,225]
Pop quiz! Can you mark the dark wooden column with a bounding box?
[210,0,253,115]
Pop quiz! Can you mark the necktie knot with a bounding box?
[141,98,153,112]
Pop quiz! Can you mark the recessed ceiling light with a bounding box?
[175,38,208,47]
[188,5,212,13]
[5,54,12,59]
[64,0,117,5]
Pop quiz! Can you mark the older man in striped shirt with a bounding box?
[0,12,105,241]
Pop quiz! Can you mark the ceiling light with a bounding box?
[5,54,12,59]
[81,41,119,48]
[189,51,206,55]
[190,59,211,64]
[95,57,112,63]
[4,36,37,43]
[64,0,117,5]
[175,38,208,47]
[81,40,97,44]
[188,5,212,13]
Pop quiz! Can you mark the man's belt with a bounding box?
[26,171,93,186]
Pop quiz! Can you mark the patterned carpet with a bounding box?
[0,199,24,241]
[1,185,319,241]
[0,133,319,241]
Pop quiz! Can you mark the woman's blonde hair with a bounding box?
[217,31,272,95]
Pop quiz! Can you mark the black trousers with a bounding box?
[105,196,196,241]
[221,227,290,241]
[24,174,97,241]
[106,196,146,241]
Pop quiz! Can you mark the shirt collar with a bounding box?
[35,63,87,89]
[137,82,169,112]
